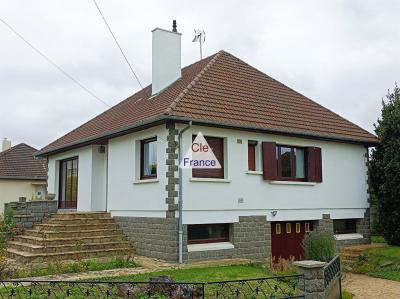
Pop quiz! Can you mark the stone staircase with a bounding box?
[340,243,385,263]
[6,212,133,264]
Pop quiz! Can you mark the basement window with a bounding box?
[188,224,230,244]
[333,219,357,234]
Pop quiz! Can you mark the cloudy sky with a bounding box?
[1,0,399,149]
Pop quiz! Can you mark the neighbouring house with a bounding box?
[0,139,47,214]
[36,22,378,263]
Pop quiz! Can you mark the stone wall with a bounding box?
[4,199,58,229]
[114,216,179,262]
[313,212,371,251]
[116,215,271,263]
[165,121,179,219]
[314,214,334,235]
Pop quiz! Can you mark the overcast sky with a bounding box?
[1,0,399,149]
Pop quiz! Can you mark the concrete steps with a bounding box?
[6,212,133,264]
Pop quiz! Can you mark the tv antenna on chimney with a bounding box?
[192,29,205,59]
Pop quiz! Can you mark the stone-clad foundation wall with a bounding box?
[314,212,371,251]
[114,217,179,262]
[115,216,271,263]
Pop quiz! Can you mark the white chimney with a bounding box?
[151,20,182,95]
[2,138,11,152]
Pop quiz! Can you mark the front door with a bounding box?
[58,157,78,209]
[271,221,313,261]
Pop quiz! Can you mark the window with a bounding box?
[248,141,257,171]
[140,138,157,179]
[305,222,310,233]
[192,136,224,179]
[286,223,292,234]
[188,224,230,244]
[296,223,301,233]
[276,223,281,234]
[277,145,306,180]
[333,219,357,234]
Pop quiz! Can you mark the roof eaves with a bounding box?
[169,116,379,146]
[35,114,170,157]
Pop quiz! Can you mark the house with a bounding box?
[36,22,378,263]
[0,139,47,213]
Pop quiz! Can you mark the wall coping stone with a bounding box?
[294,260,326,269]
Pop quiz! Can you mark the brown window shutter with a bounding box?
[315,147,322,182]
[307,147,322,182]
[192,136,224,179]
[248,143,256,171]
[262,142,277,180]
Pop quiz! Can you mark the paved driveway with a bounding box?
[342,273,400,298]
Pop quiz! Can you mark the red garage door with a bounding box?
[271,221,313,261]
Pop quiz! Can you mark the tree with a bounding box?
[370,84,400,245]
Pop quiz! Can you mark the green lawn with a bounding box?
[348,245,400,281]
[342,289,354,299]
[371,235,386,243]
[97,264,275,282]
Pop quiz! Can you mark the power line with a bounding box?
[0,17,110,107]
[92,0,143,89]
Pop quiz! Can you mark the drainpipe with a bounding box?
[178,121,192,264]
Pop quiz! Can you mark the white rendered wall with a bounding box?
[47,146,95,211]
[178,125,369,224]
[91,145,107,211]
[107,125,168,216]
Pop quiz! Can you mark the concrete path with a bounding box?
[342,273,400,299]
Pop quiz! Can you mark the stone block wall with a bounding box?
[313,212,371,251]
[114,216,179,262]
[314,214,334,235]
[4,199,58,229]
[116,215,271,263]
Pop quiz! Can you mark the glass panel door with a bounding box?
[58,157,78,209]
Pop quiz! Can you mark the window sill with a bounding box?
[246,171,263,175]
[268,181,317,186]
[190,178,231,183]
[334,233,363,241]
[187,242,235,252]
[133,178,159,184]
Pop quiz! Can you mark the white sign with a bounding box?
[180,132,222,169]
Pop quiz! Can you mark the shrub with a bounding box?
[302,231,336,262]
[370,84,400,245]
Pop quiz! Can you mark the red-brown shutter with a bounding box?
[192,136,224,179]
[307,147,322,182]
[262,142,277,180]
[248,143,256,171]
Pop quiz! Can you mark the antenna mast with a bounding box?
[192,29,205,59]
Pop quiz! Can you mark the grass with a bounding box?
[371,235,386,243]
[342,289,354,299]
[97,264,274,282]
[12,256,136,278]
[347,245,400,281]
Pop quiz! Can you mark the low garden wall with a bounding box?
[294,256,342,299]
[4,198,57,229]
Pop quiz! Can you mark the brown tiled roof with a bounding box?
[0,143,47,180]
[39,51,377,155]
